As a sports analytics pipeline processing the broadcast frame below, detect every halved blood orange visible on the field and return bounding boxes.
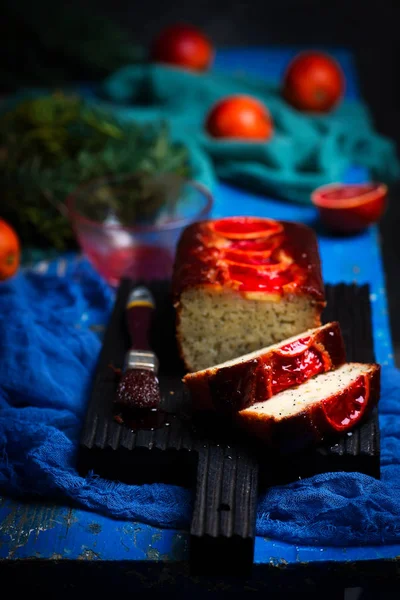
[311,182,387,233]
[322,375,368,431]
[211,217,283,240]
[313,183,385,205]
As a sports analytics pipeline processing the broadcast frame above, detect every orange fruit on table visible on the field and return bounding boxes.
[205,95,273,141]
[311,182,388,233]
[150,23,214,72]
[0,219,20,281]
[283,51,345,113]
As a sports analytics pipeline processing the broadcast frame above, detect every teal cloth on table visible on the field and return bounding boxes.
[95,64,400,203]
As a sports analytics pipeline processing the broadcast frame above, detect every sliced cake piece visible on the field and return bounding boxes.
[236,362,380,451]
[172,216,326,372]
[183,321,346,413]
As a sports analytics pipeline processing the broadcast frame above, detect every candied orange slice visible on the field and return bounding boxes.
[210,217,283,240]
[322,375,369,431]
[275,336,312,357]
[223,249,293,271]
[228,235,284,253]
[227,262,294,292]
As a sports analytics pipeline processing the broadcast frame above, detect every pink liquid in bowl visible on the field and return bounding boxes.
[82,242,175,287]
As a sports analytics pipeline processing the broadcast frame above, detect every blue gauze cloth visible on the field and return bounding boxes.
[1,260,400,546]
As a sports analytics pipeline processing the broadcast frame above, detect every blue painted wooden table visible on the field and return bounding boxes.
[1,48,399,592]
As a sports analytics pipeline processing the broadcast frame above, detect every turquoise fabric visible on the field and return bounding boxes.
[96,64,400,203]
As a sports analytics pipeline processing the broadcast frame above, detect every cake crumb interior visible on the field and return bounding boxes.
[179,287,321,371]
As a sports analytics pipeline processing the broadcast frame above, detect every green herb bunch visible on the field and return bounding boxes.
[0,93,191,249]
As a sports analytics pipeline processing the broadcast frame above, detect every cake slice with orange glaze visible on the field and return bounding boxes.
[236,362,380,451]
[183,321,346,412]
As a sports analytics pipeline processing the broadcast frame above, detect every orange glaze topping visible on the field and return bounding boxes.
[172,216,325,301]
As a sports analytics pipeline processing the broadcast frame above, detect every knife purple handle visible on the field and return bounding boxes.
[126,286,155,352]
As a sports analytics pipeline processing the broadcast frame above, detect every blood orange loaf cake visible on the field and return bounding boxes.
[236,362,380,451]
[172,216,326,372]
[183,321,346,412]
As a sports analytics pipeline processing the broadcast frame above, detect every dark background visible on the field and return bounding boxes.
[4,0,400,363]
[100,0,400,363]
[2,3,400,595]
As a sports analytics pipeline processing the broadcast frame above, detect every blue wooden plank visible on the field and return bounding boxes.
[0,46,397,569]
[0,497,188,561]
[213,46,359,100]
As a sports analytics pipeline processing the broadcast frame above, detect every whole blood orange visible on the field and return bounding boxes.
[205,95,273,140]
[283,51,345,113]
[0,219,20,281]
[150,24,214,72]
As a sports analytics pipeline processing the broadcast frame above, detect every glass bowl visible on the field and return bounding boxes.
[66,173,213,286]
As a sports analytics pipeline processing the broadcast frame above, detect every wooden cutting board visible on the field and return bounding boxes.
[78,280,379,576]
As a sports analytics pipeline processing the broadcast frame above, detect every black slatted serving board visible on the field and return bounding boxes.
[78,281,380,576]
